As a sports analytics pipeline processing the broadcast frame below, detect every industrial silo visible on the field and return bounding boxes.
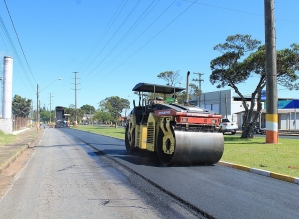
[3,56,13,119]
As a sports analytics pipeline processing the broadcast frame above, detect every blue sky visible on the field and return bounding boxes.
[1,0,299,114]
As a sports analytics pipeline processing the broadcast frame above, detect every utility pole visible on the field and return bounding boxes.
[193,72,204,107]
[49,93,53,123]
[36,84,39,130]
[225,93,228,119]
[72,72,80,122]
[264,0,278,143]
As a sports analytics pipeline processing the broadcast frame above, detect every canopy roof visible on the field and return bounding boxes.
[132,83,185,94]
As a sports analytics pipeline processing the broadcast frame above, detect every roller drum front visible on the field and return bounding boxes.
[157,131,224,165]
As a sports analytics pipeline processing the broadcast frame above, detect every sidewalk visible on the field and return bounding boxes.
[0,128,41,174]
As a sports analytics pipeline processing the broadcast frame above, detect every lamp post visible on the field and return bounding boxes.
[36,78,61,130]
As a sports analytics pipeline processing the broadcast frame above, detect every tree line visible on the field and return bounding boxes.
[10,34,299,138]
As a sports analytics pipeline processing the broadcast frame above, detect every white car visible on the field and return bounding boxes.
[219,118,238,135]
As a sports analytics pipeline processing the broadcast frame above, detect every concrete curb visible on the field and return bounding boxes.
[12,128,31,135]
[0,128,41,175]
[218,161,299,185]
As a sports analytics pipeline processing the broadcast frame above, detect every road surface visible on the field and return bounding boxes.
[0,128,199,219]
[1,128,298,218]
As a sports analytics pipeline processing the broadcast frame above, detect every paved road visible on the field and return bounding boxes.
[0,129,198,219]
[60,128,299,219]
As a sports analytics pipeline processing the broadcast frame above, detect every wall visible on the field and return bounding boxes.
[201,89,233,119]
[279,110,299,130]
[193,89,266,130]
[0,118,12,134]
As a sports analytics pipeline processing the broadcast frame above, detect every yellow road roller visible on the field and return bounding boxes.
[125,82,224,165]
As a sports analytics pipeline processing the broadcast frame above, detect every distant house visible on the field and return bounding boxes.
[82,114,93,124]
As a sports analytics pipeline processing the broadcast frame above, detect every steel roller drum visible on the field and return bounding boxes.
[169,131,224,165]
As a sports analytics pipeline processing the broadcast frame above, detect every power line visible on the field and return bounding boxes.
[54,1,130,100]
[81,0,159,83]
[0,15,35,92]
[76,0,129,73]
[182,0,299,24]
[3,0,37,84]
[88,0,197,87]
[81,0,190,89]
[81,0,142,81]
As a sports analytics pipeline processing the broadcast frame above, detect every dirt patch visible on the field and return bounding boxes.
[0,128,42,197]
[288,166,299,169]
[0,148,34,196]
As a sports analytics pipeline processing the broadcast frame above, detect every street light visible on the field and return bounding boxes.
[36,78,61,128]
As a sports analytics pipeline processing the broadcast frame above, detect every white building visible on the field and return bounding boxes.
[191,89,299,131]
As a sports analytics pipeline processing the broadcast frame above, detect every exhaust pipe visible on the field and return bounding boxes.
[185,71,190,105]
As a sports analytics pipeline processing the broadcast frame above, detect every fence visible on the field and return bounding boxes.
[12,116,30,131]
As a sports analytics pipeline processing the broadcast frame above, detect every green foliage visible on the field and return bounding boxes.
[157,70,182,86]
[210,34,299,138]
[156,71,199,104]
[40,109,50,122]
[80,104,96,114]
[64,107,85,123]
[189,83,201,99]
[99,96,130,124]
[176,91,187,104]
[12,95,32,118]
[93,109,112,124]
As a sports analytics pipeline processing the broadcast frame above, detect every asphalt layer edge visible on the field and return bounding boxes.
[89,131,299,186]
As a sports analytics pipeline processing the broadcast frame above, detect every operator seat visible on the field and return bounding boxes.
[152,97,164,105]
[148,97,164,112]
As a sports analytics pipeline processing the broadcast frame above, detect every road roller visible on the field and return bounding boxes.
[125,81,224,165]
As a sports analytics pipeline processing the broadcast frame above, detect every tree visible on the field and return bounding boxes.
[210,34,299,138]
[156,70,201,105]
[93,109,112,124]
[12,95,32,118]
[157,70,182,86]
[99,96,130,128]
[80,104,96,114]
[40,109,50,123]
[189,83,201,105]
[64,107,85,124]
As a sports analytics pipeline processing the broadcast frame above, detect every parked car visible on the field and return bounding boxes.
[219,118,238,135]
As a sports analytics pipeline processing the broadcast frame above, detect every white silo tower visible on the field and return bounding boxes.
[3,56,13,119]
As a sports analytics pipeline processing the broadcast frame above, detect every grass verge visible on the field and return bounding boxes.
[0,131,18,147]
[75,125,126,139]
[75,125,299,178]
